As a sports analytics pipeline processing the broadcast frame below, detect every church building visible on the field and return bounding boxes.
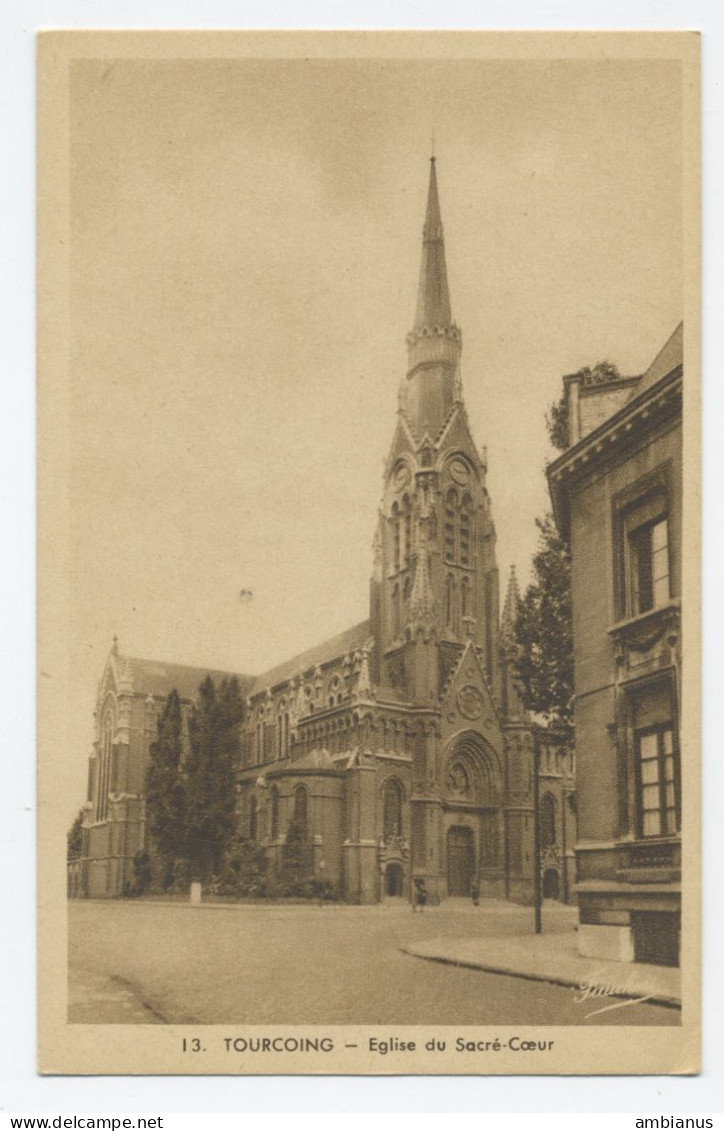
[76,159,575,905]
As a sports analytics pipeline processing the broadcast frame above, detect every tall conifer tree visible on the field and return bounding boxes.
[145,689,187,864]
[186,676,243,878]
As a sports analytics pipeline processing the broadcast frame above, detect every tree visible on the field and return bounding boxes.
[513,513,574,732]
[146,689,187,866]
[281,818,314,891]
[186,676,244,880]
[67,808,85,859]
[546,360,622,452]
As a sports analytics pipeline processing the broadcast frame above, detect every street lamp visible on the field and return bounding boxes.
[532,728,542,935]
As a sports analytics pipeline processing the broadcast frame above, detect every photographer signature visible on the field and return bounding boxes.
[573,979,652,1019]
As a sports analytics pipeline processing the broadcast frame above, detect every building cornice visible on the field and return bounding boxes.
[547,367,682,535]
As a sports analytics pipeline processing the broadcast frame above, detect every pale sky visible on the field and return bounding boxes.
[67,56,682,814]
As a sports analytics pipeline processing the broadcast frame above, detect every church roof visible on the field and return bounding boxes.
[248,619,371,697]
[123,655,254,702]
[288,747,338,772]
[414,157,453,330]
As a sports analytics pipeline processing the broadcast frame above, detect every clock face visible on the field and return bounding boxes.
[392,463,411,491]
[450,458,470,486]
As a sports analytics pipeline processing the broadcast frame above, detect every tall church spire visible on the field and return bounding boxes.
[414,157,452,330]
[404,158,462,436]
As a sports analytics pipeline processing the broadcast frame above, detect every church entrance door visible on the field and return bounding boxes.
[447,826,475,896]
[385,862,404,897]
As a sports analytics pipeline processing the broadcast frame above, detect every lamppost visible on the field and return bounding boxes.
[532,728,542,935]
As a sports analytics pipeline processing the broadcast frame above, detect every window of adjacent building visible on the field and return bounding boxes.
[619,485,672,619]
[630,517,670,614]
[636,724,679,838]
[383,779,403,841]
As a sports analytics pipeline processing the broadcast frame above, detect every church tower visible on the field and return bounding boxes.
[371,157,501,706]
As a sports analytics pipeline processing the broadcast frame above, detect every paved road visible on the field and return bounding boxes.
[68,899,679,1026]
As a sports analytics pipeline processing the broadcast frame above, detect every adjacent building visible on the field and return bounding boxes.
[548,324,683,965]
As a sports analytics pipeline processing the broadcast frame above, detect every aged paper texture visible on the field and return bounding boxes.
[38,30,700,1075]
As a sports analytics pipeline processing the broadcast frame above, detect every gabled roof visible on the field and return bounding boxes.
[248,619,371,698]
[123,655,253,702]
[288,747,337,772]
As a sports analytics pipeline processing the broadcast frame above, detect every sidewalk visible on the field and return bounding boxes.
[403,927,681,1011]
[68,967,167,1024]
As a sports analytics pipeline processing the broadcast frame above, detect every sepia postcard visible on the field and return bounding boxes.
[37,30,700,1076]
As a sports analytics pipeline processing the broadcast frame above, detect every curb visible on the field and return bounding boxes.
[400,947,682,1011]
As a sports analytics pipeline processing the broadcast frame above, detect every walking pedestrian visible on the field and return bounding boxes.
[413,877,427,912]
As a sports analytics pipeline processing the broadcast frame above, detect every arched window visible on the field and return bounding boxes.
[392,583,400,637]
[249,794,258,842]
[383,779,403,841]
[402,495,412,568]
[97,702,115,821]
[461,576,471,619]
[459,493,473,567]
[446,574,456,628]
[270,785,280,839]
[444,488,457,564]
[403,575,412,614]
[540,793,556,850]
[444,482,475,568]
[276,702,290,759]
[256,713,265,763]
[391,502,400,572]
[293,784,309,841]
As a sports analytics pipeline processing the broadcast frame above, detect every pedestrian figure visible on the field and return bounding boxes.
[413,877,427,912]
[470,879,480,907]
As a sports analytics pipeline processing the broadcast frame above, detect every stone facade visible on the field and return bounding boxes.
[548,323,682,964]
[75,159,576,905]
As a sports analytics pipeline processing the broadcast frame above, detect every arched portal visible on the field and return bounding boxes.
[543,868,560,900]
[385,862,404,897]
[442,731,504,900]
[447,826,475,896]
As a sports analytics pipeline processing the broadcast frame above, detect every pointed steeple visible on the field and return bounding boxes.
[500,565,521,648]
[414,158,452,330]
[404,158,462,435]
